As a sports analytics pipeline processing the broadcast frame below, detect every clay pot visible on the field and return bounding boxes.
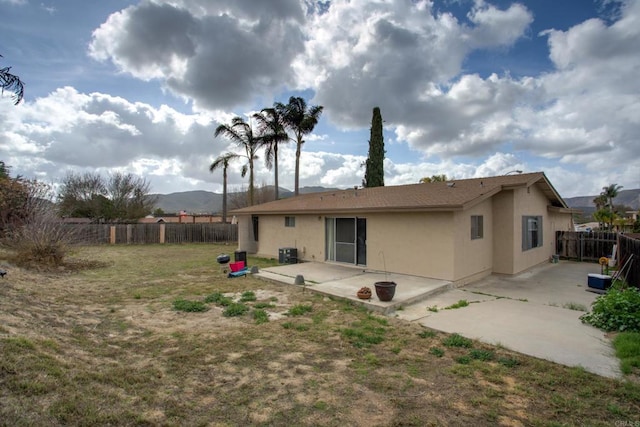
[374,281,397,302]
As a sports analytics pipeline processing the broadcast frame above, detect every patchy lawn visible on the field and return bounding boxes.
[1,244,639,426]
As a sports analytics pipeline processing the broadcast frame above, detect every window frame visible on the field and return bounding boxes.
[522,215,543,251]
[471,215,483,240]
[284,216,296,228]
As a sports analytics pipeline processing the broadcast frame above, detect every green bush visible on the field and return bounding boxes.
[580,287,640,332]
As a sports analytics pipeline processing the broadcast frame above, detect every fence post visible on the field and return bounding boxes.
[110,226,116,244]
[160,223,165,244]
[126,224,132,244]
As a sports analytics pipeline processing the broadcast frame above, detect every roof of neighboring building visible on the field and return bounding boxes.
[231,172,570,215]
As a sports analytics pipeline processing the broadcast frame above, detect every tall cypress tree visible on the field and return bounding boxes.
[363,106,385,187]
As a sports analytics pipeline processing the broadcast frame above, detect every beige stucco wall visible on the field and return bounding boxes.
[254,214,326,262]
[365,212,455,280]
[452,198,494,284]
[492,190,516,274]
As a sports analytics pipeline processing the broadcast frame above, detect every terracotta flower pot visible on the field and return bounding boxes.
[374,281,397,302]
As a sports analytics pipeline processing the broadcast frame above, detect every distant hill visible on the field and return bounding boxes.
[564,188,640,212]
[150,186,339,214]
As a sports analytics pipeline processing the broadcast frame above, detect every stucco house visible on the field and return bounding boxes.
[231,172,575,285]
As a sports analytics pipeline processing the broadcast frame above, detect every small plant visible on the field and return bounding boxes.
[580,287,640,332]
[429,347,444,357]
[445,300,469,310]
[563,302,587,312]
[223,303,249,317]
[442,333,473,348]
[456,355,471,364]
[469,348,495,361]
[282,322,310,331]
[133,293,141,299]
[418,330,436,339]
[173,299,208,313]
[239,291,257,302]
[204,292,225,304]
[253,309,269,324]
[287,304,313,316]
[498,357,520,368]
[253,302,275,309]
[427,306,439,313]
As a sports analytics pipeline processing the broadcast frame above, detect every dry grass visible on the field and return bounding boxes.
[1,244,639,426]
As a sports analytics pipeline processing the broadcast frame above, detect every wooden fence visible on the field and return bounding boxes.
[68,223,237,245]
[555,231,617,262]
[618,233,640,289]
[556,231,639,288]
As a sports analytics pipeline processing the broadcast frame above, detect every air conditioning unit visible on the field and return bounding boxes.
[278,247,298,264]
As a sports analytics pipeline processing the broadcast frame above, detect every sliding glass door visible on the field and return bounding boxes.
[325,217,366,265]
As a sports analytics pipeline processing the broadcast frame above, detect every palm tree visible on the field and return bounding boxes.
[593,194,608,210]
[275,97,323,196]
[1,55,24,105]
[214,117,261,206]
[601,184,623,211]
[253,107,289,200]
[209,152,242,223]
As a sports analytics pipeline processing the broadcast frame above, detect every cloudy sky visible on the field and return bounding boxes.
[1,0,639,199]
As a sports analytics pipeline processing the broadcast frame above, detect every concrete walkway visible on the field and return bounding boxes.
[256,261,620,378]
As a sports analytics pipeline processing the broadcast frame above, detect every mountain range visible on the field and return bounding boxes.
[151,186,640,215]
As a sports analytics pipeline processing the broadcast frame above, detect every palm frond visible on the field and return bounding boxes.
[0,65,25,105]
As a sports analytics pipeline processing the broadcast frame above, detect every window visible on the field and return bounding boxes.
[471,215,483,240]
[285,216,296,227]
[252,215,259,241]
[522,216,543,251]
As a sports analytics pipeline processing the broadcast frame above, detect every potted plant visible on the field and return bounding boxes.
[374,281,397,301]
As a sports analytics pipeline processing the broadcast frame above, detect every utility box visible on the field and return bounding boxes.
[279,247,298,264]
[587,273,612,290]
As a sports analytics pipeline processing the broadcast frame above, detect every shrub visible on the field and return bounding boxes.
[1,204,78,267]
[580,287,640,332]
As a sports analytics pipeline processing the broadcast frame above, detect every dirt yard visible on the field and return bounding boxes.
[1,244,638,426]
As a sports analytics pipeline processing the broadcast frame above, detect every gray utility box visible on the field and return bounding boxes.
[279,247,298,264]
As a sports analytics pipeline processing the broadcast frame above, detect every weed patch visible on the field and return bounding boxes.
[429,347,444,357]
[442,333,473,348]
[239,291,257,302]
[253,309,269,324]
[223,303,249,317]
[286,304,313,316]
[469,348,495,361]
[445,300,469,310]
[173,299,208,313]
[563,302,587,312]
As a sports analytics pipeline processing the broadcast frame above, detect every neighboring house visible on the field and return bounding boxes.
[138,214,223,224]
[231,172,575,285]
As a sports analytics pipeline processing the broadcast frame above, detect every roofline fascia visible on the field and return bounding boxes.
[230,205,465,216]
